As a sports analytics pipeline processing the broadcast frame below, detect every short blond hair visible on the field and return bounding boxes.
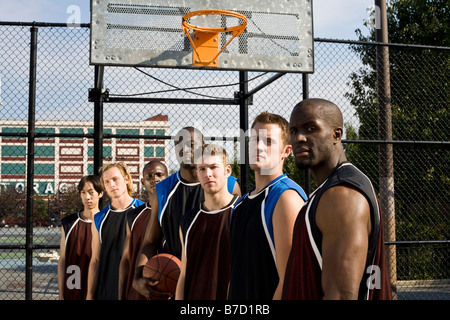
[99,162,134,196]
[196,144,229,166]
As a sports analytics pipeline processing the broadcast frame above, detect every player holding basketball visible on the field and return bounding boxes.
[176,144,239,300]
[228,112,307,300]
[58,175,103,300]
[86,162,144,300]
[282,98,391,300]
[133,127,240,299]
[118,160,168,300]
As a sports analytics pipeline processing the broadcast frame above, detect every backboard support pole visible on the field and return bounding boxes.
[92,65,105,179]
[238,71,249,194]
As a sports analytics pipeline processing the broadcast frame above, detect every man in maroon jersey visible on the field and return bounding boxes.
[58,175,103,300]
[176,144,238,300]
[283,98,391,300]
[118,161,168,300]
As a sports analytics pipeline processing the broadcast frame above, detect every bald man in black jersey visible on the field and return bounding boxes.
[283,98,392,300]
[133,127,240,299]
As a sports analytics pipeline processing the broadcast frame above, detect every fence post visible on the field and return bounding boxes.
[302,73,311,195]
[375,0,397,299]
[92,66,105,179]
[25,25,38,300]
[238,71,249,194]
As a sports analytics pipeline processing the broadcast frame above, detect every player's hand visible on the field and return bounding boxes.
[132,276,172,300]
[147,279,173,300]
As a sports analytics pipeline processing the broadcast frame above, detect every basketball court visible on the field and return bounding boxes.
[0,1,448,301]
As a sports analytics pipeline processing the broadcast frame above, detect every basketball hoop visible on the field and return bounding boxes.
[182,9,247,67]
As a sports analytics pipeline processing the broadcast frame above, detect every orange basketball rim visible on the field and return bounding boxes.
[182,9,248,67]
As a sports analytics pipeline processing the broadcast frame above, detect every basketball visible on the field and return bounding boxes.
[142,253,181,295]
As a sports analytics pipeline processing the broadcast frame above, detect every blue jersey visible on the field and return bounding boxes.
[229,174,307,299]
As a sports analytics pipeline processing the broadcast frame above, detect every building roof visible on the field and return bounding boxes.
[145,114,168,121]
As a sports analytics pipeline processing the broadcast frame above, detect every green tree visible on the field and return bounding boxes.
[33,195,49,225]
[346,0,449,279]
[0,186,26,223]
[346,0,449,201]
[283,154,310,191]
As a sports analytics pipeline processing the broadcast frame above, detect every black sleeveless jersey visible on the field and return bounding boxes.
[93,198,144,300]
[156,172,204,259]
[228,174,307,300]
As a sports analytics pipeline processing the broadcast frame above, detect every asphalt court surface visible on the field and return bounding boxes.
[0,228,449,300]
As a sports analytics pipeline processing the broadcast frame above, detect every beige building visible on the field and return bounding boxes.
[0,114,170,195]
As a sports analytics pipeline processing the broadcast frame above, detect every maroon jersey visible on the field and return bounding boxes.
[124,203,152,300]
[61,212,93,300]
[180,195,239,300]
[282,162,392,300]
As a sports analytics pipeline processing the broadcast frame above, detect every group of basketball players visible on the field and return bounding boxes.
[58,98,392,300]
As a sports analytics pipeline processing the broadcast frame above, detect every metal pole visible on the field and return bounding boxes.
[93,66,104,177]
[375,0,397,299]
[25,25,38,300]
[244,72,286,99]
[302,73,311,195]
[239,71,249,194]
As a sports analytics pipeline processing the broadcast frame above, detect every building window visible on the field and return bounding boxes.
[155,146,165,158]
[35,146,55,158]
[144,147,154,157]
[1,163,26,175]
[116,128,139,140]
[60,128,84,139]
[1,145,26,157]
[144,129,165,137]
[1,127,26,134]
[87,128,112,135]
[144,129,154,136]
[35,128,55,139]
[34,163,54,175]
[88,146,112,158]
[144,146,164,158]
[88,163,94,175]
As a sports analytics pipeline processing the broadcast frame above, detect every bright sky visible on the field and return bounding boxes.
[0,0,375,40]
[0,0,378,163]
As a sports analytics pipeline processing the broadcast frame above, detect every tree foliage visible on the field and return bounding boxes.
[346,0,450,279]
[346,0,449,202]
[345,0,449,279]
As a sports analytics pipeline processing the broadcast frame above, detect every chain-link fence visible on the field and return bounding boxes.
[0,22,448,300]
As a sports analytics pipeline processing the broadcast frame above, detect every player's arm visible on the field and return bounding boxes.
[316,185,371,300]
[86,221,101,300]
[175,226,187,300]
[57,226,66,300]
[272,189,304,300]
[132,190,170,299]
[118,222,132,299]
